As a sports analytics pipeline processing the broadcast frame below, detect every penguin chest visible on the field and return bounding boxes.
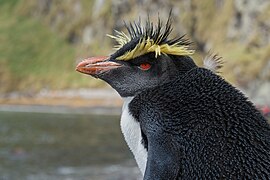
[120,97,147,175]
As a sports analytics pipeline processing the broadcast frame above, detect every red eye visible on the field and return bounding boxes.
[139,63,151,70]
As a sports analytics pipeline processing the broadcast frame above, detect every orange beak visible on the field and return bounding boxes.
[75,56,122,76]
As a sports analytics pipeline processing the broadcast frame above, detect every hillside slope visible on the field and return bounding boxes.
[0,0,101,94]
[0,0,269,103]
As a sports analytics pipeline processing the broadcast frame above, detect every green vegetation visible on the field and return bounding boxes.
[0,0,100,93]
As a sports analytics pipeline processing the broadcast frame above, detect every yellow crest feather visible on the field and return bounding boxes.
[108,16,195,61]
[108,35,194,61]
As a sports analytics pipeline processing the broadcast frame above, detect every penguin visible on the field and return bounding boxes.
[76,15,270,179]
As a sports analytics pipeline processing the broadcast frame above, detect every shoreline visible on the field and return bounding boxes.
[0,88,123,115]
[0,104,122,115]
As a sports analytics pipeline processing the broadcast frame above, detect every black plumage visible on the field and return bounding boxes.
[129,67,270,179]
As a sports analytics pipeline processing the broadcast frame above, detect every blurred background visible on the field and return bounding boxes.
[0,0,269,179]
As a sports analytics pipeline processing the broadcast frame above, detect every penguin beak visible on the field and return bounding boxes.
[76,56,122,76]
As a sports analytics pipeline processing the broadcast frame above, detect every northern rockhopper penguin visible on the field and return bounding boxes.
[76,15,270,179]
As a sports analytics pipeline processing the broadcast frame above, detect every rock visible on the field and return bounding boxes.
[227,0,270,45]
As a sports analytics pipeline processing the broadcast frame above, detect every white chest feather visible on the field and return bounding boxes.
[120,97,147,175]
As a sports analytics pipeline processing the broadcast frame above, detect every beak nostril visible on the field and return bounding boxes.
[85,64,93,68]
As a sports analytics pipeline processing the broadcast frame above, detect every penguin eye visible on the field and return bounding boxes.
[139,63,151,71]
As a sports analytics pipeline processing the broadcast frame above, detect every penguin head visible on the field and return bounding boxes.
[76,16,197,97]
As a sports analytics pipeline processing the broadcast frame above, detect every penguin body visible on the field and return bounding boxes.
[128,67,270,179]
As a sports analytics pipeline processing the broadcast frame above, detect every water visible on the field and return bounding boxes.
[0,111,141,180]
